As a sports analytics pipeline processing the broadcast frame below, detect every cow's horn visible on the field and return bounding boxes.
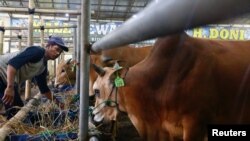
[66,58,72,64]
[92,64,105,76]
[101,55,113,63]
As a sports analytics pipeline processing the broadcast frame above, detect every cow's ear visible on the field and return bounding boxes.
[110,68,125,87]
[92,64,106,76]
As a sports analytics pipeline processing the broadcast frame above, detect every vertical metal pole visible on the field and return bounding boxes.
[40,19,45,47]
[79,0,90,140]
[9,17,12,53]
[60,52,64,62]
[17,32,22,50]
[17,32,22,94]
[73,27,77,60]
[25,0,35,100]
[76,15,81,94]
[54,59,57,81]
[0,21,4,55]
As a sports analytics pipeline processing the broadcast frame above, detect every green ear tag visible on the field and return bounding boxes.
[114,76,125,87]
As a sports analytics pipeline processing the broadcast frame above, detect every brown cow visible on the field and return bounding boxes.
[92,32,250,141]
[54,59,76,87]
[54,45,152,95]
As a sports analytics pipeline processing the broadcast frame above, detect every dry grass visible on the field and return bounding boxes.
[1,88,81,137]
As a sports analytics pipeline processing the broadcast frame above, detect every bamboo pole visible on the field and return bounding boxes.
[0,21,4,55]
[25,0,35,101]
[0,7,81,15]
[0,93,42,141]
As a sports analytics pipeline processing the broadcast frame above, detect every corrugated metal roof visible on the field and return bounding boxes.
[0,0,152,21]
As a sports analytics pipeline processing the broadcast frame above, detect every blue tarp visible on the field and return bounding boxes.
[7,132,78,141]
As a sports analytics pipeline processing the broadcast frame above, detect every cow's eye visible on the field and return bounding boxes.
[61,69,65,72]
[94,89,100,97]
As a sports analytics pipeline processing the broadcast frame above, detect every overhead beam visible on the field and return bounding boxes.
[91,3,145,8]
[110,0,118,20]
[3,25,77,30]
[96,0,103,22]
[0,7,81,15]
[51,0,54,8]
[124,0,136,21]
[5,38,73,41]
[4,35,74,38]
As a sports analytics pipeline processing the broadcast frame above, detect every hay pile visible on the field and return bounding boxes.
[0,90,84,140]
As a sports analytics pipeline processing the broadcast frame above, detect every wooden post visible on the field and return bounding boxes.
[25,0,35,101]
[0,21,4,55]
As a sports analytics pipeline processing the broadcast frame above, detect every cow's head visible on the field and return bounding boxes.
[54,58,77,87]
[91,63,124,123]
[89,55,124,96]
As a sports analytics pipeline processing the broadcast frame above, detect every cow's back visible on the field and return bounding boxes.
[101,45,152,67]
[204,39,250,123]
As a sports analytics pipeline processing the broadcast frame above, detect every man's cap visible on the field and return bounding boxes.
[48,36,69,52]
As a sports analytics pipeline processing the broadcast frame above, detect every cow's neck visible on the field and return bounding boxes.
[117,32,198,122]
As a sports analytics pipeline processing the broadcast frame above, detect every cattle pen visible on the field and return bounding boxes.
[1,0,250,141]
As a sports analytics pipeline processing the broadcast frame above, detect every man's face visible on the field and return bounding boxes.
[47,44,63,60]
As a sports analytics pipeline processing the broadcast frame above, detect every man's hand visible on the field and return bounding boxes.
[2,87,15,105]
[4,65,17,105]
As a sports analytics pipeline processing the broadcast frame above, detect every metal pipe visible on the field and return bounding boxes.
[4,25,77,30]
[4,39,74,43]
[73,27,77,60]
[4,35,74,38]
[0,7,81,15]
[17,32,22,50]
[8,17,13,53]
[76,15,81,95]
[40,19,45,47]
[92,0,250,52]
[79,0,90,140]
